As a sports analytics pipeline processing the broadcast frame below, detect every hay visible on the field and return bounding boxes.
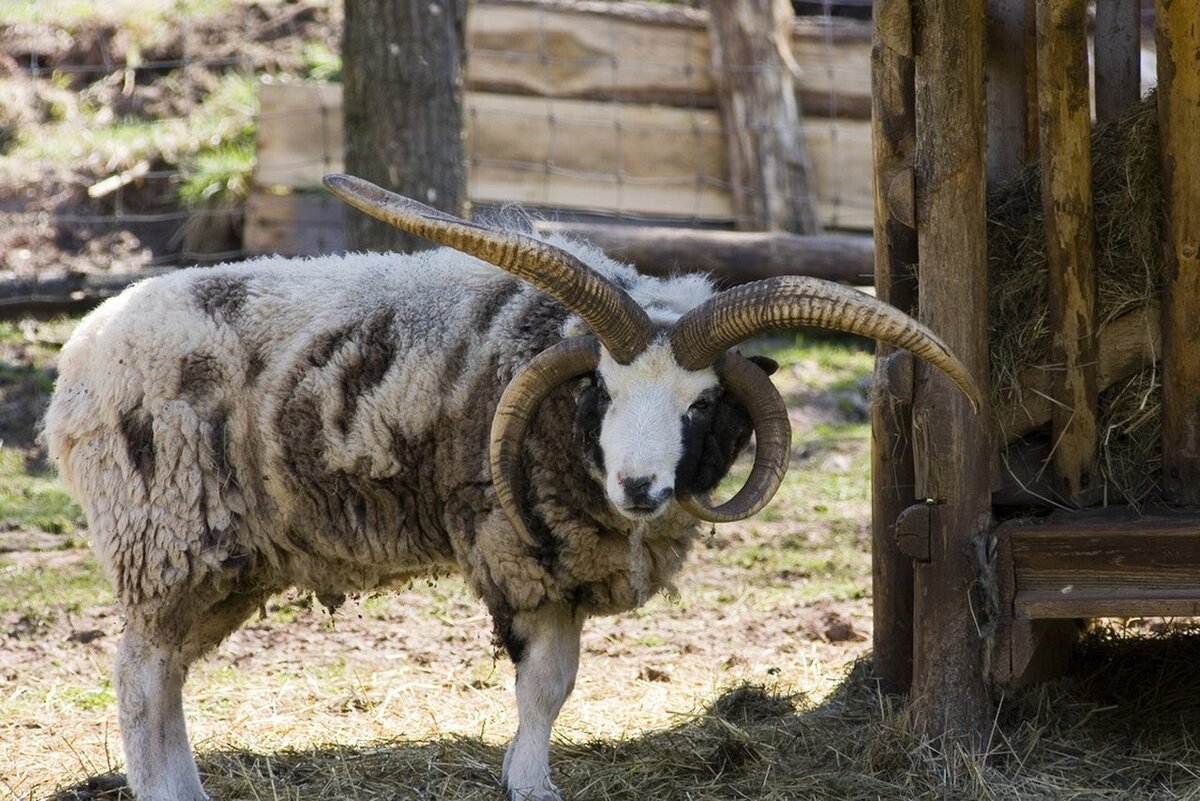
[51,644,1200,800]
[987,93,1164,505]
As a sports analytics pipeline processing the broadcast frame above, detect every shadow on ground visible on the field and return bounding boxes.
[49,633,1200,801]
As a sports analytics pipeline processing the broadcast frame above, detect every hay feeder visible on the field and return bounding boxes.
[869,0,1200,738]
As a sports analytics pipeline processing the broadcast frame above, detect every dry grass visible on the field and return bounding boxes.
[987,93,1163,505]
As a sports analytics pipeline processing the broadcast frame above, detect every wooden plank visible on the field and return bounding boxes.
[243,189,345,256]
[1003,510,1200,618]
[253,84,875,227]
[910,0,992,739]
[467,0,873,118]
[994,303,1160,444]
[1156,1,1200,505]
[254,81,343,190]
[869,0,918,696]
[1036,0,1099,504]
[1094,0,1142,125]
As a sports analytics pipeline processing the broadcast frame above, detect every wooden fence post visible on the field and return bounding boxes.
[707,0,821,233]
[1037,0,1099,505]
[869,0,918,696]
[1157,0,1200,505]
[911,0,993,740]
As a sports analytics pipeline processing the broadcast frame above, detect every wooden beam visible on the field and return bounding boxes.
[869,0,918,696]
[999,509,1200,619]
[1094,0,1142,125]
[706,0,820,233]
[536,223,873,285]
[1036,0,1099,504]
[1156,0,1200,505]
[911,0,992,740]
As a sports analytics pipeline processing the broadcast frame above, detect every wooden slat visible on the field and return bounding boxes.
[1004,510,1200,619]
[910,0,992,739]
[869,0,918,696]
[1094,0,1142,125]
[1156,1,1200,505]
[253,83,875,227]
[1036,0,1099,504]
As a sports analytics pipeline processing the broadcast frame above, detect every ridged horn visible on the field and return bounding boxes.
[489,337,602,545]
[323,174,653,364]
[676,352,792,522]
[670,275,982,411]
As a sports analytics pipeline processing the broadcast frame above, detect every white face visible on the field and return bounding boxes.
[595,343,719,519]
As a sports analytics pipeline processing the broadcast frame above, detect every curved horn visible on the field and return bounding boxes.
[677,352,793,522]
[490,337,602,545]
[670,276,982,411]
[323,174,653,364]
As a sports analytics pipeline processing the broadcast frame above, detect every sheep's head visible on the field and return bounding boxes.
[324,175,982,538]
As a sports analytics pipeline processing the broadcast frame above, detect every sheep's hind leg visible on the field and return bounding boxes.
[502,604,584,801]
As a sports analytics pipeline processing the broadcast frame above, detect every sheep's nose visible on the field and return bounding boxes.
[620,475,671,508]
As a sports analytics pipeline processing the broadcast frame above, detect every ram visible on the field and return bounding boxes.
[43,174,980,801]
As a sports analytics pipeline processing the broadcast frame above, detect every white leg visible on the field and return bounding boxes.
[502,604,584,801]
[115,628,208,801]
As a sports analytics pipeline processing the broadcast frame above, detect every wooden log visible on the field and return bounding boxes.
[868,0,918,696]
[536,223,873,285]
[994,303,1160,444]
[910,0,992,740]
[706,0,820,233]
[1094,0,1142,125]
[0,269,174,318]
[1037,0,1099,504]
[1156,0,1200,505]
[1000,508,1200,619]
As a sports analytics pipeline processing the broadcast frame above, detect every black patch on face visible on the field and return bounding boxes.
[336,308,398,434]
[573,375,609,475]
[179,351,223,400]
[119,405,155,484]
[674,356,777,495]
[193,275,249,321]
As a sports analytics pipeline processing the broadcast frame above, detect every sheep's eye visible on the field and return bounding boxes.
[689,397,712,414]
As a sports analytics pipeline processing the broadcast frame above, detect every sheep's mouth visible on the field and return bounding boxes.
[617,501,669,520]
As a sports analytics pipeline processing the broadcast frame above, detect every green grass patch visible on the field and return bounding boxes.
[0,553,111,618]
[0,446,84,537]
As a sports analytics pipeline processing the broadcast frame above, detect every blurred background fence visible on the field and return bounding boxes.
[0,0,1162,313]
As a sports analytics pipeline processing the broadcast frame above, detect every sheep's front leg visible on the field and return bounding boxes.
[115,627,207,801]
[502,604,584,801]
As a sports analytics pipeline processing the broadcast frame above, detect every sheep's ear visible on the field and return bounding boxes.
[746,355,779,376]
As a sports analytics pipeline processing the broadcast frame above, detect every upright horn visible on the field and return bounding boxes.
[323,174,654,364]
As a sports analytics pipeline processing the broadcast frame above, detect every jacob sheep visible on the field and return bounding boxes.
[43,174,980,801]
